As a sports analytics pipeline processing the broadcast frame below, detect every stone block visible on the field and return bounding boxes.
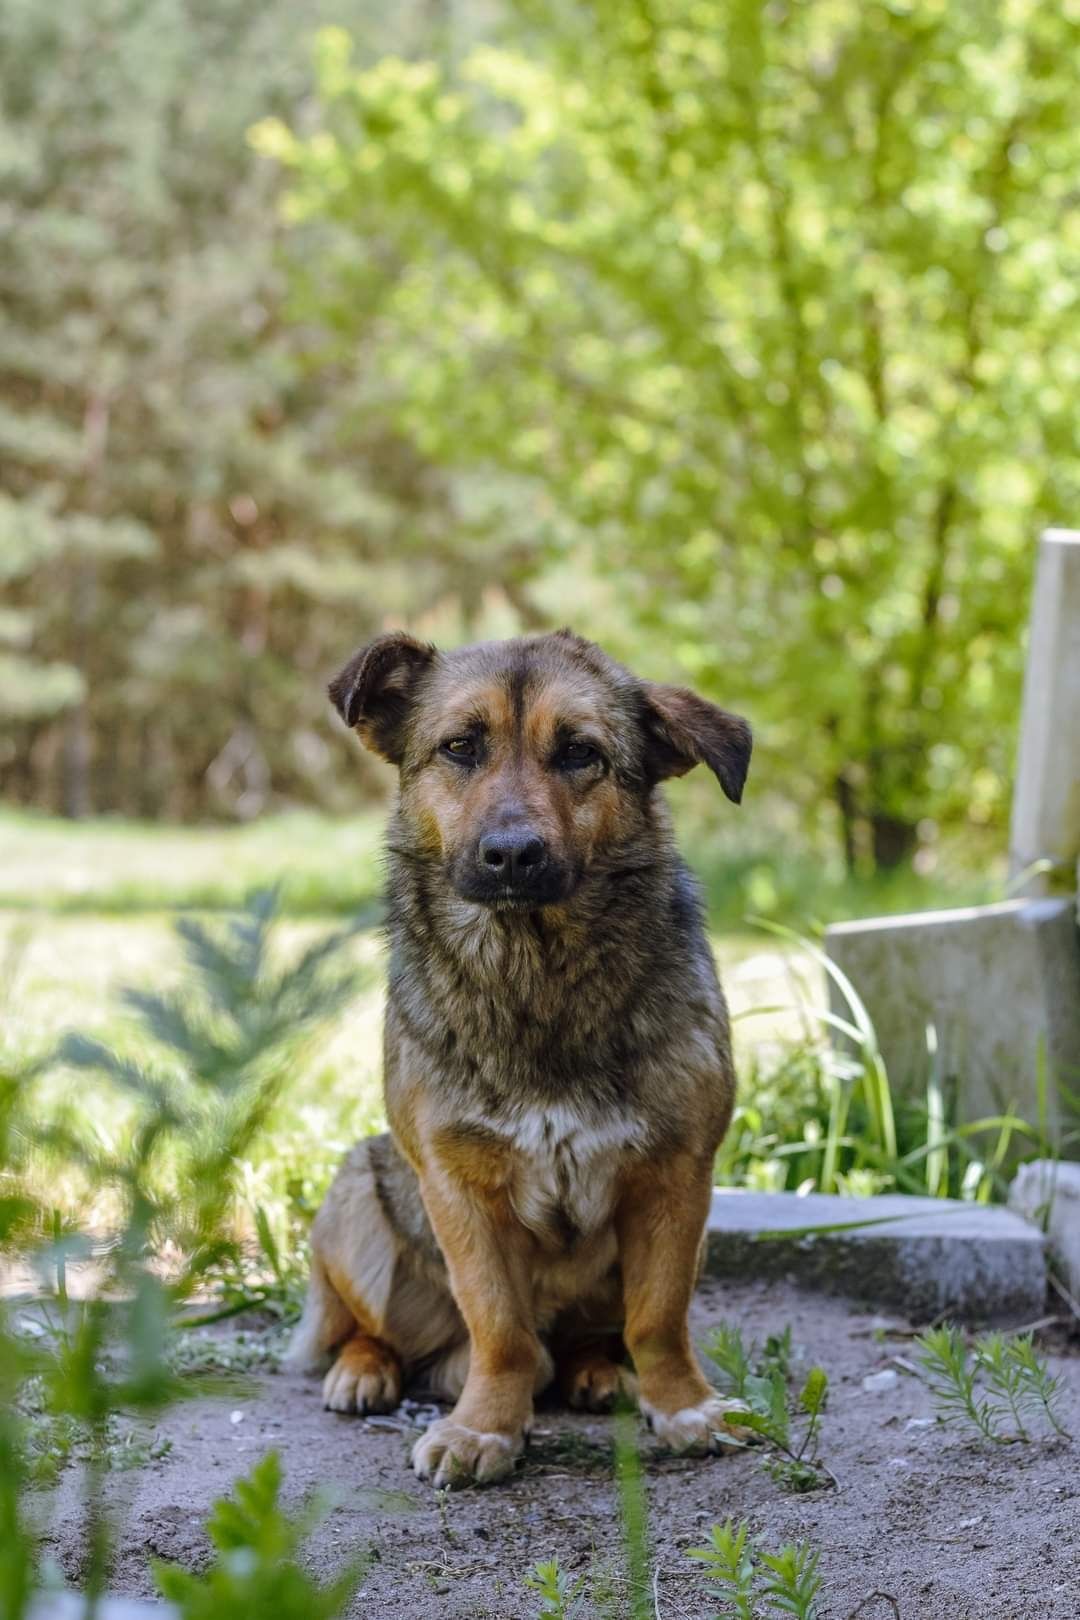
[825,897,1080,1138]
[705,1189,1046,1322]
[1009,529,1080,890]
[1009,1158,1080,1303]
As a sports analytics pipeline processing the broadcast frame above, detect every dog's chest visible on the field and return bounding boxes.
[489,1103,646,1245]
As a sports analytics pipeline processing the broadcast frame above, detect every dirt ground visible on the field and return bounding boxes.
[34,1279,1080,1620]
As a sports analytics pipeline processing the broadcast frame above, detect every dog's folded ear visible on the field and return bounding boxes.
[328,632,436,763]
[642,683,752,804]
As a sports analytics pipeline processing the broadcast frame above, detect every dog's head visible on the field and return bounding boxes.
[329,630,751,908]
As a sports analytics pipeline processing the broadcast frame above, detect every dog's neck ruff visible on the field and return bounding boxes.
[385,846,710,1108]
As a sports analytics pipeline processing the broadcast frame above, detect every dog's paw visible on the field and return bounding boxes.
[564,1356,638,1414]
[322,1336,402,1415]
[641,1393,755,1455]
[411,1418,522,1488]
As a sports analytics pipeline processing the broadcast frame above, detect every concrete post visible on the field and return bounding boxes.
[1009,529,1080,892]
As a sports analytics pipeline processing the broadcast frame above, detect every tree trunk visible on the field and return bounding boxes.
[869,811,918,870]
[833,770,859,875]
[61,702,91,819]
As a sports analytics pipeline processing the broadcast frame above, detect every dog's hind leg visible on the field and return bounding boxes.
[292,1134,465,1414]
[322,1330,403,1415]
[283,1252,355,1374]
[556,1335,637,1413]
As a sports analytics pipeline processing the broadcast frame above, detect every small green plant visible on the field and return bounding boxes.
[707,1322,832,1491]
[154,1451,362,1618]
[689,1519,823,1620]
[523,1559,587,1620]
[614,1402,653,1620]
[688,1520,757,1619]
[0,894,360,1618]
[915,1325,1069,1442]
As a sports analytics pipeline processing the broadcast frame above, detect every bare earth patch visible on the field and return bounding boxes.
[35,1279,1079,1620]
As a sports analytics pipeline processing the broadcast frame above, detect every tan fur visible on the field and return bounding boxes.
[297,631,753,1486]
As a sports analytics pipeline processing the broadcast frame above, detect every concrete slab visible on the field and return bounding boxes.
[1009,1159,1080,1303]
[825,896,1080,1134]
[705,1188,1047,1322]
[1009,529,1080,891]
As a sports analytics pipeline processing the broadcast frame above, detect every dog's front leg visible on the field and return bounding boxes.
[617,1152,751,1455]
[411,1166,541,1488]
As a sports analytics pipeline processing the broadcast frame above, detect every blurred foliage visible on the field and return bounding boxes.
[0,804,996,924]
[0,0,530,823]
[154,1451,364,1618]
[2,0,1069,870]
[0,894,361,1614]
[260,0,1080,867]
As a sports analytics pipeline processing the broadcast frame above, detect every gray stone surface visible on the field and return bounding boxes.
[1009,529,1080,891]
[705,1188,1047,1322]
[1009,1158,1080,1302]
[825,896,1080,1134]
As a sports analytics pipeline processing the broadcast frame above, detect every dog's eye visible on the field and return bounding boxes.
[441,736,478,765]
[558,740,600,770]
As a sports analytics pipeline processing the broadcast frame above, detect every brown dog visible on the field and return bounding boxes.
[287,629,752,1487]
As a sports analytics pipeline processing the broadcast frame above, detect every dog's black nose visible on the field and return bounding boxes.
[478,829,548,882]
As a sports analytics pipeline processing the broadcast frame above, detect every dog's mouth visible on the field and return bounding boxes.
[448,861,580,910]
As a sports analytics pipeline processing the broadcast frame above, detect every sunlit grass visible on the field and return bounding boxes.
[2,912,388,1234]
[0,805,1001,926]
[0,809,385,915]
[0,809,1021,1243]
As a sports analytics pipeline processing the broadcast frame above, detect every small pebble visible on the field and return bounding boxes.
[229,1409,245,1425]
[862,1369,899,1392]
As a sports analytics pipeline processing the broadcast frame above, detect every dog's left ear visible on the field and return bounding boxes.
[642,683,752,804]
[328,631,436,764]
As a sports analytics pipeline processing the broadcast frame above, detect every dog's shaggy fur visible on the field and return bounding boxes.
[288,629,752,1487]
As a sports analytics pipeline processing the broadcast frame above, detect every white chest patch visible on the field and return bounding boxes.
[473,1102,647,1244]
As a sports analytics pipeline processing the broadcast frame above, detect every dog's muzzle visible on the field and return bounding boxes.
[452,826,571,906]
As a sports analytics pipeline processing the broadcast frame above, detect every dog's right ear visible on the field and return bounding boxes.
[328,632,436,764]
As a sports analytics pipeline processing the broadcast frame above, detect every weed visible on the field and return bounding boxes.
[523,1559,587,1620]
[688,1519,757,1619]
[707,1322,832,1491]
[0,894,361,1617]
[688,1519,823,1619]
[914,1325,1069,1442]
[168,1326,288,1379]
[720,922,1074,1204]
[530,1428,611,1473]
[615,1403,653,1620]
[154,1451,363,1618]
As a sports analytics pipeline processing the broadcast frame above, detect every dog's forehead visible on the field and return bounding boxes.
[425,635,635,733]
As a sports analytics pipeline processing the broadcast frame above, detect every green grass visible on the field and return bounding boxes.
[0,805,1001,925]
[0,809,1046,1237]
[0,810,385,916]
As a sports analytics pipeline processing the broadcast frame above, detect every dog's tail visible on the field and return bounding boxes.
[283,1255,353,1373]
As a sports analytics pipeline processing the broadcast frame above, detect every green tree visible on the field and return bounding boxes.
[0,0,467,819]
[264,0,1080,865]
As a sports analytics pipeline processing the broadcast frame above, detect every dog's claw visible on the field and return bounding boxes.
[411,1418,522,1488]
[641,1394,756,1455]
[321,1345,401,1416]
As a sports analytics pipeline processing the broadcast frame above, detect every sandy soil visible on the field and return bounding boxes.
[34,1280,1080,1620]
